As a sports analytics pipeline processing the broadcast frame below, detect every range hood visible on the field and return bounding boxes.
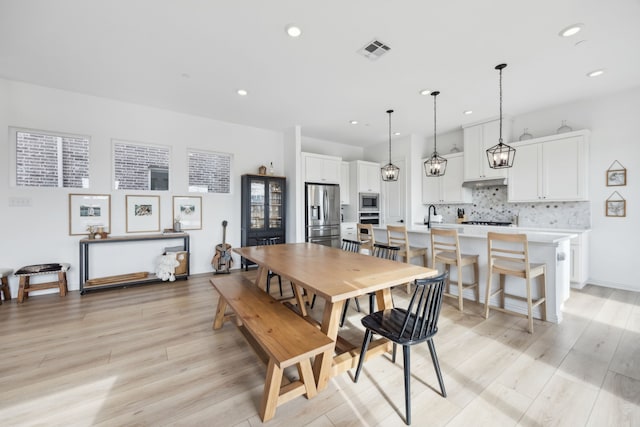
[462,177,508,188]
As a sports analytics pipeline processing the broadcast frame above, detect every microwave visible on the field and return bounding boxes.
[359,192,379,211]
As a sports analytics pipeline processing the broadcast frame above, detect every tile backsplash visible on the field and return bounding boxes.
[424,186,590,229]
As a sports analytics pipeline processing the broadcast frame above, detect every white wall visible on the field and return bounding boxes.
[0,80,285,294]
[513,86,640,291]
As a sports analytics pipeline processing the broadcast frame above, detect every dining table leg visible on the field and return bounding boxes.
[313,299,344,391]
[255,265,268,291]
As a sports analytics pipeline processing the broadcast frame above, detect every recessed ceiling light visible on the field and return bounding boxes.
[559,23,583,37]
[350,120,358,125]
[586,69,605,77]
[394,132,401,136]
[237,89,248,96]
[419,89,431,96]
[285,24,302,38]
[463,110,473,115]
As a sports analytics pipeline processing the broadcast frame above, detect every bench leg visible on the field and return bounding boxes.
[297,359,317,399]
[58,272,68,297]
[260,359,283,422]
[0,277,10,302]
[17,276,29,303]
[213,297,228,330]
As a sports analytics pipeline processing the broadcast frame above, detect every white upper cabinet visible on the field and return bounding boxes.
[353,160,380,193]
[302,152,341,184]
[508,130,590,202]
[340,161,351,204]
[422,153,472,204]
[463,118,512,181]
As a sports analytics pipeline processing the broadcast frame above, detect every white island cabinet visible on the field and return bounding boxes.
[372,224,575,324]
[508,130,589,202]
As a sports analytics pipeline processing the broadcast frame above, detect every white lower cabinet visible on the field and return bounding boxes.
[341,222,357,241]
[508,130,589,202]
[422,153,471,204]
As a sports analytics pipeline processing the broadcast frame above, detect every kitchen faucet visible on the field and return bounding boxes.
[427,204,437,229]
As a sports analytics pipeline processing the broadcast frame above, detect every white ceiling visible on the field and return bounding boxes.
[1,0,639,147]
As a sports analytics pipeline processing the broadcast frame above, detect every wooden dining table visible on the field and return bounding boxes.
[234,242,438,391]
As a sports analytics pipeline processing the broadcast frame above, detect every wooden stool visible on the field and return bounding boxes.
[15,263,70,303]
[0,268,12,304]
[387,225,429,292]
[430,228,479,312]
[484,232,546,334]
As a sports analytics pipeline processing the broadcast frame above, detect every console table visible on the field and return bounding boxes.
[79,233,190,294]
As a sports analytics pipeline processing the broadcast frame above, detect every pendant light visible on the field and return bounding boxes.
[381,109,400,182]
[424,91,447,177]
[486,63,516,169]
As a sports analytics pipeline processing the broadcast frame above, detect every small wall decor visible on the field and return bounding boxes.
[606,160,627,186]
[173,196,202,230]
[69,194,111,235]
[126,195,161,232]
[606,191,626,217]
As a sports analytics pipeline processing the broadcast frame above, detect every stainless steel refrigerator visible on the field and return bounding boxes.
[305,183,341,248]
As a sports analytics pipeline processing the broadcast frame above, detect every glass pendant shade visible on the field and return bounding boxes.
[381,109,399,182]
[486,141,516,168]
[381,162,400,181]
[486,63,516,169]
[424,91,447,177]
[424,153,447,176]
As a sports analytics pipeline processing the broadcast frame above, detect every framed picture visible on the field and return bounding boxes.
[69,194,111,235]
[126,195,160,233]
[606,169,626,186]
[606,200,626,217]
[173,196,202,230]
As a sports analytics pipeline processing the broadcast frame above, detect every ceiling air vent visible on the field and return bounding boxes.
[358,39,391,61]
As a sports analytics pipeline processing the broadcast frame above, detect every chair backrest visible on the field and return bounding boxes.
[399,272,448,343]
[257,236,280,246]
[371,243,400,261]
[357,223,375,250]
[487,232,530,278]
[386,225,409,249]
[430,228,462,266]
[341,238,362,253]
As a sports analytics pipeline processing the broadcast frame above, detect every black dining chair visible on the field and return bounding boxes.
[256,237,287,296]
[340,242,401,326]
[353,271,448,425]
[368,242,401,312]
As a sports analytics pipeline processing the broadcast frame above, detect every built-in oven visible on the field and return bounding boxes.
[359,193,379,211]
[359,212,380,225]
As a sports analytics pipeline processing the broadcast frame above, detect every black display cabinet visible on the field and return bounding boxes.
[241,174,286,269]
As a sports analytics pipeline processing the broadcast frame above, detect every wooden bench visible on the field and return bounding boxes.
[210,275,334,422]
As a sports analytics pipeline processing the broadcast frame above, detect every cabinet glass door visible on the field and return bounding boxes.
[250,179,265,230]
[268,180,283,229]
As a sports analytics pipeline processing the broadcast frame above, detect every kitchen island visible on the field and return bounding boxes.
[373,224,577,324]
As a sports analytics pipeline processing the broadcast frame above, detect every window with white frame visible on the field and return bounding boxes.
[12,128,90,188]
[188,149,232,193]
[113,140,170,190]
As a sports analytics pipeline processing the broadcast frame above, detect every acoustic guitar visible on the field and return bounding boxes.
[212,220,233,274]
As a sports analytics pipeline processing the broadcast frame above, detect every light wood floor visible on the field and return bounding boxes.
[1,271,638,426]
